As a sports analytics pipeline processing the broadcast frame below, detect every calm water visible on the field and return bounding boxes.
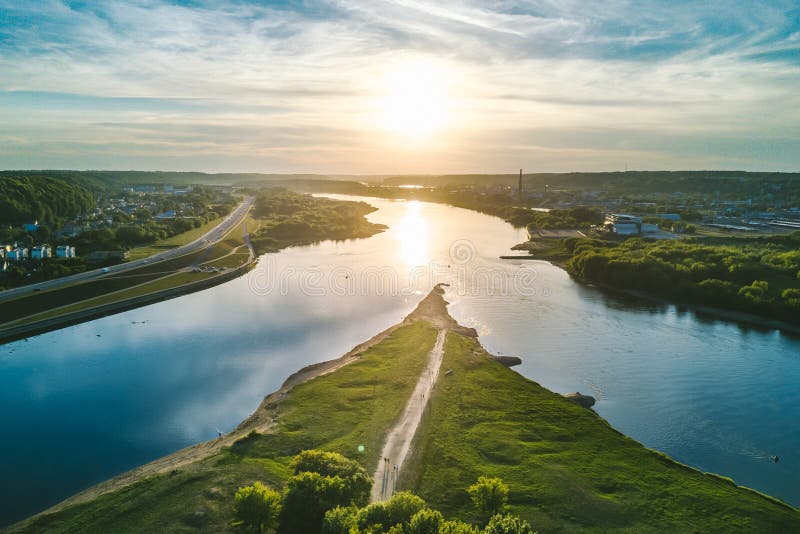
[1,197,799,525]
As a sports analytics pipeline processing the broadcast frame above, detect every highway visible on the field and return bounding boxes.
[0,197,254,303]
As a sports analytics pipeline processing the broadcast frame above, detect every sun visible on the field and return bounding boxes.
[378,60,450,140]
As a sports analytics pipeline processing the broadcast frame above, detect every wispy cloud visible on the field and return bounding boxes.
[0,0,798,172]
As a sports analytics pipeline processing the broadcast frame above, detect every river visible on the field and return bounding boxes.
[1,196,798,526]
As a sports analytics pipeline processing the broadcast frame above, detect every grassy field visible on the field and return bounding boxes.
[9,310,800,533]
[126,217,228,261]
[3,271,221,325]
[400,331,800,533]
[0,215,251,328]
[8,322,438,533]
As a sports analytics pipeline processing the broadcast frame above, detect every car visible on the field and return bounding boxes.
[102,267,110,273]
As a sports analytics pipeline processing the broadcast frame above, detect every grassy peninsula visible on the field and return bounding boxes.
[8,289,798,533]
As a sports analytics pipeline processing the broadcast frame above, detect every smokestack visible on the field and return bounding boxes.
[518,169,523,197]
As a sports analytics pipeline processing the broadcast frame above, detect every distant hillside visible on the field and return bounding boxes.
[0,175,95,225]
[383,170,800,195]
[0,170,371,191]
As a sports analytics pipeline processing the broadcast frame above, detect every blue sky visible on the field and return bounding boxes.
[0,0,798,173]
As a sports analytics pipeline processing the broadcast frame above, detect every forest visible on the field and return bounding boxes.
[564,233,800,323]
[249,189,387,254]
[0,175,95,225]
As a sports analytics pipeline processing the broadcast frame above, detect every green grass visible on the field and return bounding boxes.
[6,271,221,324]
[0,219,250,327]
[9,321,799,533]
[9,322,438,533]
[126,217,228,261]
[400,331,800,533]
[202,252,250,269]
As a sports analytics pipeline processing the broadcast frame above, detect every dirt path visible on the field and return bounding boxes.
[17,285,472,525]
[370,328,447,502]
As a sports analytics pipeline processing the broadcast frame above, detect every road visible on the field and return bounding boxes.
[370,328,447,503]
[0,197,254,303]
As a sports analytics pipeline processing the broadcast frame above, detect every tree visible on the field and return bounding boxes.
[280,450,372,534]
[467,477,508,522]
[438,520,479,534]
[406,508,444,534]
[290,450,371,504]
[233,482,281,533]
[321,506,358,534]
[483,514,535,534]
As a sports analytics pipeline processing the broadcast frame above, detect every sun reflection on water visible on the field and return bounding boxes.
[395,201,429,267]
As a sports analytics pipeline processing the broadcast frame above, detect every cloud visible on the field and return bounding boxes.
[0,0,798,172]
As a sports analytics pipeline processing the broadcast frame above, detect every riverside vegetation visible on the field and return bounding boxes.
[0,189,385,333]
[7,290,798,533]
[562,233,800,325]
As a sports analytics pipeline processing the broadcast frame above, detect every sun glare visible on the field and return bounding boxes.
[379,61,451,140]
[395,201,429,266]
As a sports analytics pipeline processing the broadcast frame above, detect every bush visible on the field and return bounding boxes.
[483,514,536,534]
[280,450,372,534]
[321,506,358,534]
[233,482,281,533]
[406,508,444,534]
[467,477,508,522]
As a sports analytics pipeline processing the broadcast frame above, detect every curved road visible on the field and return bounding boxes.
[0,197,254,303]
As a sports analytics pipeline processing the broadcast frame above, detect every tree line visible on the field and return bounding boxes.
[232,449,535,534]
[564,233,800,323]
[0,175,95,225]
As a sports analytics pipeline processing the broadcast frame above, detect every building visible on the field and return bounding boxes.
[604,214,642,235]
[56,245,76,258]
[6,247,28,261]
[57,223,86,238]
[155,210,177,219]
[31,245,52,260]
[658,213,682,221]
[23,221,40,232]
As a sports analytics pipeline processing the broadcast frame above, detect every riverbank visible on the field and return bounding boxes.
[0,191,388,345]
[510,237,800,337]
[8,287,799,533]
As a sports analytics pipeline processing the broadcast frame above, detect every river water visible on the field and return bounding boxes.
[1,196,798,525]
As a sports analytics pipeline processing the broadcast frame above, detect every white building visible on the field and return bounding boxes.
[6,247,28,261]
[56,245,76,258]
[31,245,52,260]
[604,214,642,235]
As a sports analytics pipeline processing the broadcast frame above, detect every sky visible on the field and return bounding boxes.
[0,0,798,174]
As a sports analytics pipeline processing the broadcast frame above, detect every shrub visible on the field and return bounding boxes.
[483,514,536,534]
[233,482,281,533]
[467,477,508,522]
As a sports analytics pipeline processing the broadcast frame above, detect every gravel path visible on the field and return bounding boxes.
[370,328,447,502]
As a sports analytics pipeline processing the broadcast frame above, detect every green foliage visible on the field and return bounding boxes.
[483,514,535,534]
[355,492,427,531]
[250,188,386,254]
[290,450,372,504]
[438,520,480,534]
[520,207,603,231]
[233,481,281,532]
[401,331,800,532]
[281,450,372,534]
[0,175,95,225]
[407,508,444,534]
[564,233,800,323]
[322,506,359,534]
[467,477,508,523]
